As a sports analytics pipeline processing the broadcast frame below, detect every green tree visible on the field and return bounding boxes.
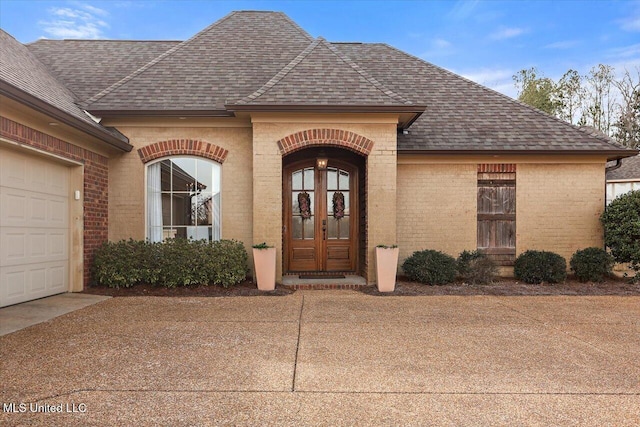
[513,67,559,115]
[556,69,583,124]
[600,190,640,281]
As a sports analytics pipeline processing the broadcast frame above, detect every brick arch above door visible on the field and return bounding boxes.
[277,129,374,156]
[137,139,229,164]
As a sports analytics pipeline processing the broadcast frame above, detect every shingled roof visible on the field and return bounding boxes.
[27,39,180,102]
[4,11,637,159]
[607,155,640,181]
[0,30,130,151]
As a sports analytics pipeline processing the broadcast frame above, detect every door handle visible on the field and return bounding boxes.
[322,219,327,240]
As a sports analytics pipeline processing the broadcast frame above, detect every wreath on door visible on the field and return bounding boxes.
[298,191,311,220]
[333,191,345,220]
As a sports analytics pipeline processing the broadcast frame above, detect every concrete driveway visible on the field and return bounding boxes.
[1,291,638,426]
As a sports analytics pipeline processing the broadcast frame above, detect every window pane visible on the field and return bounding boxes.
[195,192,212,225]
[292,170,303,190]
[173,227,188,239]
[339,170,349,190]
[196,159,214,193]
[343,191,349,215]
[170,158,197,192]
[327,168,338,190]
[160,160,172,191]
[172,193,194,226]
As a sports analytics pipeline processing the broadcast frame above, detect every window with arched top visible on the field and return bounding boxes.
[146,157,221,242]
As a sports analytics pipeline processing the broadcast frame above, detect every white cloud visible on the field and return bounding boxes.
[608,43,640,59]
[620,15,640,31]
[39,5,110,39]
[489,27,527,41]
[544,40,579,50]
[433,38,452,49]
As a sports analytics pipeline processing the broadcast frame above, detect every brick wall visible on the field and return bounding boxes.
[1,117,109,287]
[517,163,605,263]
[397,163,477,268]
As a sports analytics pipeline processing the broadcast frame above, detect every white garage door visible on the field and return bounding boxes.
[1,146,70,307]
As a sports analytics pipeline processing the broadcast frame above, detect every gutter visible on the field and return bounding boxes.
[0,81,132,152]
[605,158,623,173]
[398,148,639,161]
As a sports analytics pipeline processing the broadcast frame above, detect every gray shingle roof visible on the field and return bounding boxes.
[607,155,640,180]
[27,40,180,102]
[0,29,129,149]
[231,37,414,107]
[83,11,314,112]
[334,42,635,154]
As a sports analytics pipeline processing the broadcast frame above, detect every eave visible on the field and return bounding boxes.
[0,81,132,152]
[398,148,639,161]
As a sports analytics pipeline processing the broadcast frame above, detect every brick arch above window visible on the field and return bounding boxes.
[277,129,374,156]
[137,140,229,164]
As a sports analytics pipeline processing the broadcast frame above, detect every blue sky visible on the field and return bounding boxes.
[1,0,639,98]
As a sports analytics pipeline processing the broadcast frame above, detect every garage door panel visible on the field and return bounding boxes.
[0,262,68,307]
[1,228,69,266]
[0,150,28,189]
[1,187,68,228]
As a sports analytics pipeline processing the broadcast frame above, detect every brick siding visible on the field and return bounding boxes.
[137,139,229,164]
[277,129,374,156]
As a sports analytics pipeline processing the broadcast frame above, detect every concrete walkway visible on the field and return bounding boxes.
[0,293,110,336]
[1,291,638,426]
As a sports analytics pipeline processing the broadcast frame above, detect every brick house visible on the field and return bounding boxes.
[1,11,637,306]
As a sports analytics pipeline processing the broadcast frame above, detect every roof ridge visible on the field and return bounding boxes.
[322,39,413,105]
[277,11,314,42]
[379,43,628,149]
[234,37,413,106]
[81,11,240,108]
[233,38,322,104]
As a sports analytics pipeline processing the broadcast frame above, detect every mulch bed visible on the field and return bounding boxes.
[82,277,640,297]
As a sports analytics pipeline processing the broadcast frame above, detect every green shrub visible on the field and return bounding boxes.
[402,249,457,285]
[457,250,497,284]
[92,238,248,288]
[600,190,640,281]
[570,247,614,282]
[204,239,249,288]
[514,250,567,284]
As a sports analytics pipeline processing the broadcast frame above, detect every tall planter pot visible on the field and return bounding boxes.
[376,247,399,293]
[252,247,276,291]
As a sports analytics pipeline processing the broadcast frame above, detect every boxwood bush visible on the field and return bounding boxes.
[402,249,457,285]
[569,247,614,283]
[92,238,248,288]
[514,250,567,284]
[457,250,497,285]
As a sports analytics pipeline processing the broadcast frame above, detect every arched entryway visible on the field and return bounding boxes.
[283,147,366,275]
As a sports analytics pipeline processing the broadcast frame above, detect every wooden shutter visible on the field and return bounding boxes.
[477,166,516,265]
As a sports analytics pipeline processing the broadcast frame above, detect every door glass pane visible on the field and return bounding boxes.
[303,168,314,190]
[303,216,315,239]
[339,216,350,238]
[339,170,349,190]
[327,168,338,190]
[292,216,302,239]
[343,191,350,215]
[327,216,338,239]
[292,170,303,190]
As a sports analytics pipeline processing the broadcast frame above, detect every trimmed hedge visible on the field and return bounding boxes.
[402,249,457,285]
[92,238,248,288]
[457,250,497,284]
[514,250,567,284]
[570,247,614,283]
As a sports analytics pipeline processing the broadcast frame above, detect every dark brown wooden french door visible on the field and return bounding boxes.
[284,159,358,272]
